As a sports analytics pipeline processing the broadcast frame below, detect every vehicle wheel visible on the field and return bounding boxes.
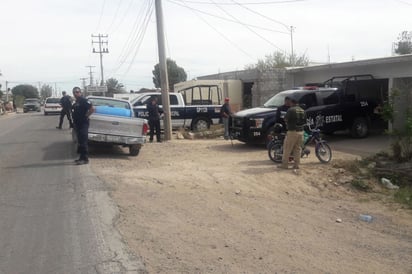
[129,145,140,156]
[265,126,275,148]
[268,141,283,163]
[192,117,210,131]
[351,117,368,138]
[315,142,332,163]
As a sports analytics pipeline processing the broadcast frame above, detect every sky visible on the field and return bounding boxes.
[0,0,411,95]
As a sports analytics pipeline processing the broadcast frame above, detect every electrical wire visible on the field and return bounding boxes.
[106,0,124,34]
[108,0,136,35]
[111,1,152,72]
[230,0,291,31]
[173,0,306,5]
[95,0,107,32]
[177,0,256,60]
[108,0,154,80]
[209,0,286,52]
[167,0,289,34]
[121,1,155,79]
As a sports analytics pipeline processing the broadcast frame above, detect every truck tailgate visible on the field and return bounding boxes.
[89,114,146,144]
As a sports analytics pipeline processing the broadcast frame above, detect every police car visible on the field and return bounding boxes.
[231,75,386,144]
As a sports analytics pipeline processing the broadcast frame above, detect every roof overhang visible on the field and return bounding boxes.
[286,54,412,73]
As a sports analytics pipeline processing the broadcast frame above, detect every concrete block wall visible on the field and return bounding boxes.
[252,69,288,106]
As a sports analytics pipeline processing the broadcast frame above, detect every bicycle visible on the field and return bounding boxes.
[267,123,332,164]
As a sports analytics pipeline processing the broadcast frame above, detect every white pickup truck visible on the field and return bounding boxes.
[131,92,222,131]
[85,96,148,156]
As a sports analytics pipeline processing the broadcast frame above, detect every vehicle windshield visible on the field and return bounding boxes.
[25,99,39,103]
[89,98,131,110]
[263,92,291,108]
[131,95,151,106]
[46,98,60,103]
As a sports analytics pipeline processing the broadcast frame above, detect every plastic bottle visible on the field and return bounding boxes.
[359,214,373,222]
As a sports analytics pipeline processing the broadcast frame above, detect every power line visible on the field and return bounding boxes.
[108,0,154,80]
[177,0,256,60]
[107,0,136,35]
[121,1,155,79]
[113,1,152,68]
[209,0,285,52]
[229,0,290,31]
[95,0,107,32]
[167,0,289,34]
[173,0,306,4]
[106,0,124,34]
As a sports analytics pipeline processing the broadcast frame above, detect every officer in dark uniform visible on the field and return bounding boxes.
[57,91,73,129]
[275,96,291,130]
[147,96,162,143]
[72,87,94,165]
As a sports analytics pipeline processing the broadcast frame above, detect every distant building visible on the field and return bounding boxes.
[198,54,412,132]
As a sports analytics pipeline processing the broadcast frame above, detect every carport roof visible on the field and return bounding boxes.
[286,54,412,73]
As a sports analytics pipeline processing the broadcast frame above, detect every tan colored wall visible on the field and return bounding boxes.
[174,79,243,109]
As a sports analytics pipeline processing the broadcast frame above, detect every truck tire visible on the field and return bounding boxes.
[351,117,368,138]
[192,117,210,131]
[129,145,140,156]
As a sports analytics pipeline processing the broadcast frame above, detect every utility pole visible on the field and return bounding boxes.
[5,81,8,102]
[85,66,95,87]
[91,34,109,87]
[155,0,172,141]
[80,77,87,90]
[290,26,294,65]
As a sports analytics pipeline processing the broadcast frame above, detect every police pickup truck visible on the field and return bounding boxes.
[231,75,386,144]
[131,92,222,131]
[84,96,148,156]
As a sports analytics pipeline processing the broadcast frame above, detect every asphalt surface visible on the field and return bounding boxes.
[0,111,146,274]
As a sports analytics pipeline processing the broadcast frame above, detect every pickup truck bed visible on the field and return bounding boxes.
[75,96,148,156]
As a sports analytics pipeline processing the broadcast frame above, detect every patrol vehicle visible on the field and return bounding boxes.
[131,91,223,131]
[231,75,387,144]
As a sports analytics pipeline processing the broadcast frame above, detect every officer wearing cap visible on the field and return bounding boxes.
[275,96,291,129]
[220,97,232,140]
[278,96,306,170]
[72,87,94,165]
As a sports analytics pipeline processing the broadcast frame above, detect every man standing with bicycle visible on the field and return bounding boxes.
[278,96,306,170]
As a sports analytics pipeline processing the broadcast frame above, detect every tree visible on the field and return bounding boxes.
[394,31,412,55]
[105,78,125,97]
[40,84,53,100]
[152,58,187,92]
[11,84,39,98]
[245,51,309,70]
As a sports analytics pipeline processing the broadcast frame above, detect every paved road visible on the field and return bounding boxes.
[0,112,146,274]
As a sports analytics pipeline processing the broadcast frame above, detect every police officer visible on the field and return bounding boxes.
[147,96,162,143]
[220,97,232,140]
[57,91,73,129]
[278,96,306,170]
[72,87,94,165]
[275,96,291,130]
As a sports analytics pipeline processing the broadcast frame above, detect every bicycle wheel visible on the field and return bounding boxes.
[268,142,283,163]
[315,142,332,163]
